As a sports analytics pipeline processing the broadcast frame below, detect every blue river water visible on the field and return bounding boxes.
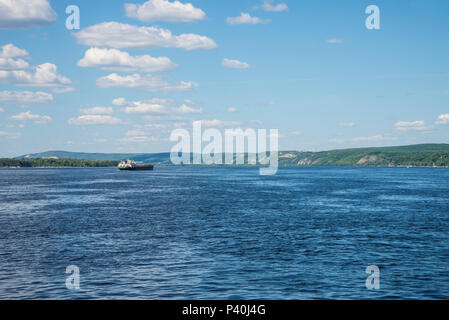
[0,166,448,299]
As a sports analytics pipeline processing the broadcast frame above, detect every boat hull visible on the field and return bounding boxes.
[118,165,154,171]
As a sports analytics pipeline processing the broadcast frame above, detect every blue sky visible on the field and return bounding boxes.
[0,0,448,157]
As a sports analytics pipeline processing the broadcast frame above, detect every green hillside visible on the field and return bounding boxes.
[17,151,173,164]
[11,144,449,167]
[279,144,449,166]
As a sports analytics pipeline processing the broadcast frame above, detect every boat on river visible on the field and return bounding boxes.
[118,160,154,171]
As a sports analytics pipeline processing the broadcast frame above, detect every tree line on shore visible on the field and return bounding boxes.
[0,158,118,168]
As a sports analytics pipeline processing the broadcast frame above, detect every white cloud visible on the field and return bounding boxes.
[79,107,114,115]
[0,57,29,70]
[68,115,122,125]
[115,97,171,107]
[117,130,157,143]
[291,130,301,136]
[201,119,241,127]
[0,130,20,139]
[74,22,217,50]
[125,0,206,23]
[0,0,57,29]
[77,48,177,73]
[112,97,128,107]
[0,107,4,112]
[175,104,202,114]
[0,90,53,103]
[435,114,449,125]
[96,73,197,92]
[352,135,396,142]
[0,44,30,70]
[226,13,270,25]
[117,99,201,115]
[0,63,73,92]
[262,1,288,12]
[0,43,29,58]
[339,122,356,128]
[121,101,169,114]
[327,39,343,44]
[142,114,184,121]
[11,111,51,124]
[227,107,237,113]
[394,120,429,131]
[136,123,169,129]
[222,58,250,69]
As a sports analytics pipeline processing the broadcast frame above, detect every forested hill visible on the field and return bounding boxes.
[12,144,449,167]
[277,144,449,167]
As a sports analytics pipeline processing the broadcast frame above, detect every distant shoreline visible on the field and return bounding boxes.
[2,164,449,169]
[10,144,449,168]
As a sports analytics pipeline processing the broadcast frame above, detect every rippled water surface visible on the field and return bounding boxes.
[1,166,449,299]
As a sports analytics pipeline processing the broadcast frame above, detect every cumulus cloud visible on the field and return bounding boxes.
[96,73,197,92]
[174,104,202,114]
[394,120,429,131]
[435,114,449,125]
[77,48,177,73]
[0,90,53,103]
[115,98,201,115]
[200,119,241,127]
[0,63,73,92]
[227,107,237,113]
[0,43,29,58]
[125,0,206,23]
[79,107,114,115]
[142,114,184,121]
[68,115,122,125]
[262,1,288,12]
[117,130,157,143]
[11,111,51,124]
[74,22,217,51]
[226,13,270,25]
[0,0,57,29]
[0,57,29,70]
[222,58,250,69]
[112,97,129,107]
[121,101,169,114]
[113,97,170,106]
[0,44,30,71]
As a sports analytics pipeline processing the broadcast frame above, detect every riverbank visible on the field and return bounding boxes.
[0,158,118,168]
